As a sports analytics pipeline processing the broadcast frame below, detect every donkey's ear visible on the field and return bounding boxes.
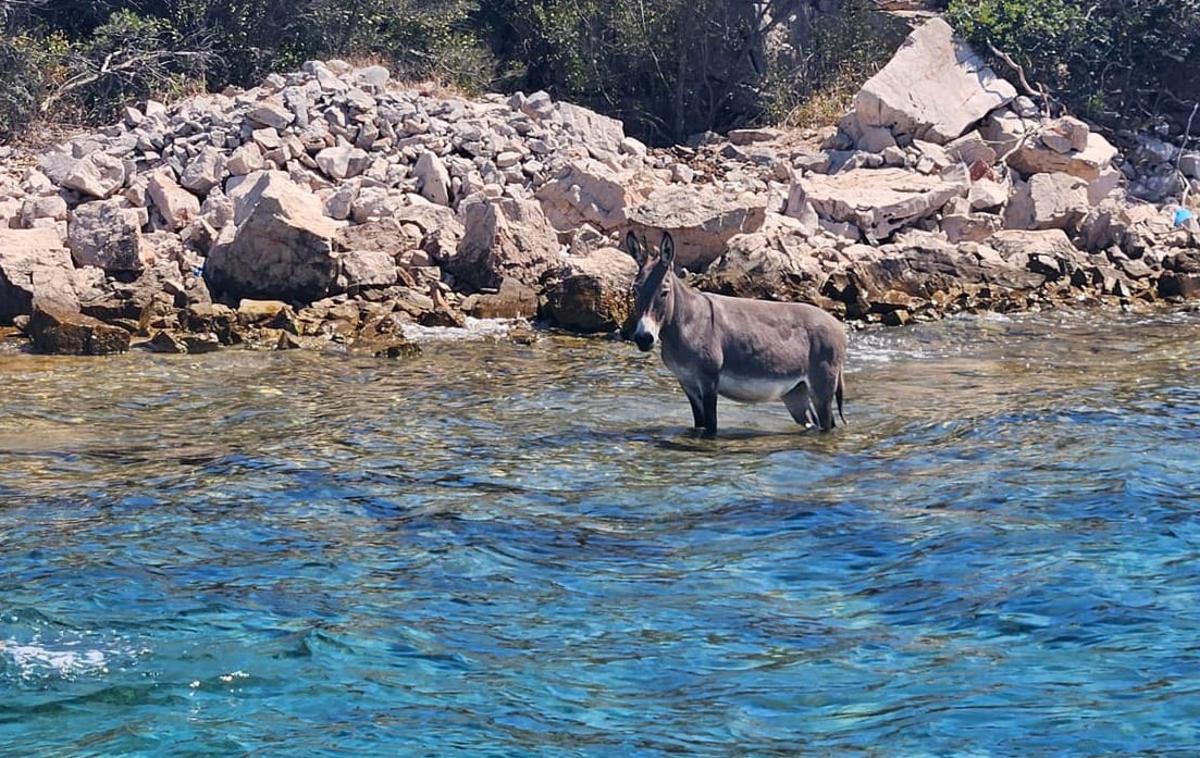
[625,231,643,262]
[660,232,675,264]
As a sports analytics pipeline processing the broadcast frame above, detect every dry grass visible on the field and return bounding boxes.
[781,77,860,131]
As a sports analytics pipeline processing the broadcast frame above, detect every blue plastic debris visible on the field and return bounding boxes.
[1174,208,1195,227]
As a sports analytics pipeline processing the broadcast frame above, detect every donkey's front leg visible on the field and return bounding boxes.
[682,385,705,429]
[699,380,719,437]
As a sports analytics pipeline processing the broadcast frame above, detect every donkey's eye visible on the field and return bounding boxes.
[658,290,667,300]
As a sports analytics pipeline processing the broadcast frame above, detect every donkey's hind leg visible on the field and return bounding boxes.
[783,383,815,429]
[808,364,839,431]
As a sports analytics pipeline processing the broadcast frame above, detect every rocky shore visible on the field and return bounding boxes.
[1,17,1198,356]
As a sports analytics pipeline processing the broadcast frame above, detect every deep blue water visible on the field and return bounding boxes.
[2,311,1199,756]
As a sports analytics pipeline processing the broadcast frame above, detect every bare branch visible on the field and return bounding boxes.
[987,41,1053,117]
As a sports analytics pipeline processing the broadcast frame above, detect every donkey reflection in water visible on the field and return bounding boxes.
[622,231,847,436]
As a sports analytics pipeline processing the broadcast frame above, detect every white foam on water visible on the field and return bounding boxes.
[401,317,519,343]
[0,638,109,680]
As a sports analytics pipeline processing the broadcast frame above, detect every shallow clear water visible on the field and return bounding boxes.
[2,310,1200,756]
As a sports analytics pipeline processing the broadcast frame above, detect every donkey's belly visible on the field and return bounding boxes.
[717,372,805,403]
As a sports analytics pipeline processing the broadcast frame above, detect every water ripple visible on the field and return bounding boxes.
[2,310,1200,754]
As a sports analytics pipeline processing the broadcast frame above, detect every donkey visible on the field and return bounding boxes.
[622,231,846,436]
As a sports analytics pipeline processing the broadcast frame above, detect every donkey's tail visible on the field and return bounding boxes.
[836,369,846,424]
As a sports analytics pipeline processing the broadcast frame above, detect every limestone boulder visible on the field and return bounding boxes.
[942,212,1003,243]
[247,100,295,129]
[544,247,637,333]
[556,102,625,155]
[67,199,146,273]
[204,172,340,302]
[20,195,69,227]
[0,228,79,321]
[698,220,827,301]
[536,159,655,232]
[464,278,539,319]
[338,249,399,290]
[795,165,970,240]
[982,111,1119,182]
[393,201,465,261]
[448,196,561,292]
[1005,173,1090,232]
[626,186,768,271]
[415,151,451,206]
[316,146,371,180]
[147,172,201,231]
[61,152,126,199]
[851,18,1015,144]
[181,147,227,194]
[986,229,1086,279]
[28,301,130,355]
[227,142,265,175]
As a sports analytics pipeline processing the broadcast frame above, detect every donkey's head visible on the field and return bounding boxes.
[622,231,677,352]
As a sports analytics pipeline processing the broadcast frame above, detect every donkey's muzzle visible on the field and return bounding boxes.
[634,333,654,352]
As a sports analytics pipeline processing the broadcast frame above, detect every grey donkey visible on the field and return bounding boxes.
[622,231,847,436]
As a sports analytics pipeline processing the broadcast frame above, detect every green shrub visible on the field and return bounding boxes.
[947,0,1200,132]
[0,32,68,141]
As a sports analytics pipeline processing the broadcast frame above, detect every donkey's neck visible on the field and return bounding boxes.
[663,270,711,336]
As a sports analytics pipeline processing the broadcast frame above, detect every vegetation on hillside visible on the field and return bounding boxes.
[2,0,1198,145]
[947,0,1200,135]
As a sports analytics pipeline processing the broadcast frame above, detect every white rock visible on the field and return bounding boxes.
[415,152,451,206]
[181,146,227,194]
[247,100,295,129]
[315,146,371,180]
[147,171,201,231]
[626,186,769,270]
[67,199,146,273]
[227,142,265,175]
[852,18,1016,144]
[62,152,126,199]
[795,165,971,240]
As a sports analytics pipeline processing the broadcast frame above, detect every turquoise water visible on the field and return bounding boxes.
[2,311,1199,756]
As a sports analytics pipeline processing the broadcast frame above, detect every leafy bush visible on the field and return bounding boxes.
[478,0,893,144]
[948,0,1200,133]
[47,10,210,123]
[0,31,68,140]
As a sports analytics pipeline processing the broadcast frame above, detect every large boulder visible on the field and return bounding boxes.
[536,160,655,232]
[393,201,464,260]
[147,172,201,231]
[28,301,129,355]
[544,247,637,333]
[982,111,1119,183]
[1005,173,1090,232]
[338,249,399,290]
[204,172,340,302]
[448,196,561,292]
[61,152,127,199]
[850,18,1016,144]
[0,228,79,322]
[67,199,145,273]
[556,102,625,155]
[795,165,970,240]
[698,220,827,301]
[181,146,227,194]
[415,152,451,206]
[316,146,371,180]
[626,186,768,271]
[986,229,1086,279]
